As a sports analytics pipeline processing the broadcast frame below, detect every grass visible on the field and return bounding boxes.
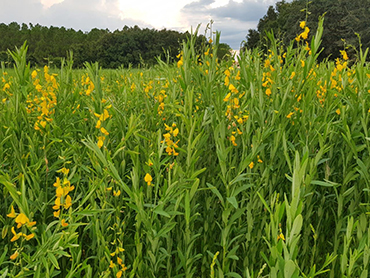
[0,18,370,277]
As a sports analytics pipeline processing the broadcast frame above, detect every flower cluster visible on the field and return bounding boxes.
[94,103,112,149]
[28,66,58,131]
[262,53,276,98]
[176,52,184,68]
[162,123,179,156]
[1,72,12,103]
[109,246,127,277]
[81,74,95,96]
[223,67,249,146]
[295,21,310,42]
[52,167,74,227]
[7,205,36,260]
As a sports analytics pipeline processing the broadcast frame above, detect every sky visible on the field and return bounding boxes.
[0,0,282,49]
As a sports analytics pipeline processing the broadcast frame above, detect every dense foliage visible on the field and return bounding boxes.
[0,22,224,68]
[1,20,370,277]
[244,0,370,61]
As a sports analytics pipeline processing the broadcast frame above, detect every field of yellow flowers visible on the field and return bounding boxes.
[1,19,370,277]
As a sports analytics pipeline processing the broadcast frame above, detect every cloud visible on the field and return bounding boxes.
[181,0,278,49]
[0,0,281,50]
[0,0,151,32]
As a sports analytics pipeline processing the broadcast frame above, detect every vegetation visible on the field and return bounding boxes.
[244,0,370,61]
[0,22,231,68]
[1,19,370,277]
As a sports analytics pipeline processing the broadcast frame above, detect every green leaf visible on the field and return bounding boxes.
[284,260,297,277]
[225,272,242,278]
[207,183,224,205]
[156,222,177,238]
[154,205,171,218]
[226,196,238,209]
[47,252,60,270]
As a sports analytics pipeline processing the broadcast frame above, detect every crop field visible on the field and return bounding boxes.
[0,20,370,277]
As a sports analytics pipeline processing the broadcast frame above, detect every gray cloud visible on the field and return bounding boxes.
[181,0,280,49]
[0,0,280,49]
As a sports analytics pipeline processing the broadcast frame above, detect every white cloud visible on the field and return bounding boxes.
[0,0,283,49]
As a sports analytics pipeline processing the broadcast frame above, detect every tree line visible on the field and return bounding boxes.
[243,0,370,61]
[0,22,217,68]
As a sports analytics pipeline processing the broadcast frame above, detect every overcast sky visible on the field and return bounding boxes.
[0,0,282,49]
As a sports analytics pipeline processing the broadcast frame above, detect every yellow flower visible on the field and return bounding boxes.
[96,120,101,129]
[64,195,72,209]
[230,135,237,146]
[290,72,295,79]
[265,88,272,97]
[2,83,10,91]
[144,173,153,186]
[177,58,183,68]
[56,186,64,197]
[173,128,179,137]
[340,50,349,61]
[10,250,19,260]
[101,127,109,136]
[53,197,61,210]
[24,233,35,241]
[299,21,306,29]
[7,205,16,218]
[27,221,36,227]
[113,190,121,197]
[60,167,69,175]
[116,270,123,278]
[53,177,61,187]
[15,213,29,228]
[286,112,294,119]
[109,260,116,268]
[277,233,285,241]
[257,155,263,163]
[61,219,69,227]
[223,92,231,102]
[31,70,38,79]
[97,136,105,149]
[248,162,254,169]
[54,210,60,218]
[336,108,341,115]
[10,227,22,242]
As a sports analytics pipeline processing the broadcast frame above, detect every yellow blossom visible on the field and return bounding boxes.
[54,210,60,218]
[15,213,29,228]
[31,70,38,79]
[249,162,254,169]
[286,112,294,119]
[10,227,22,242]
[144,173,153,186]
[113,190,121,197]
[101,127,109,136]
[7,205,16,218]
[265,88,272,97]
[10,250,19,260]
[277,233,285,241]
[24,233,35,241]
[61,219,69,227]
[64,195,72,209]
[97,136,105,149]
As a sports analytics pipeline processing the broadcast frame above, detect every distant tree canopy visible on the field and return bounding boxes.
[243,0,370,60]
[0,22,229,68]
